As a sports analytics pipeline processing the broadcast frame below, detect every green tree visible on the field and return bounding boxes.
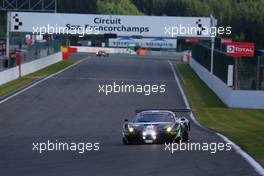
[96,0,143,15]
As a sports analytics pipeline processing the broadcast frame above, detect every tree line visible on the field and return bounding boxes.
[132,0,264,48]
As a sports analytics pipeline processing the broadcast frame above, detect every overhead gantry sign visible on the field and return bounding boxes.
[9,12,213,38]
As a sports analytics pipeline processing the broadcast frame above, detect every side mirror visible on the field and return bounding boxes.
[124,119,128,122]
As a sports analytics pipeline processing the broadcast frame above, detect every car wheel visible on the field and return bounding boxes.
[172,136,182,143]
[182,131,189,142]
[122,137,129,145]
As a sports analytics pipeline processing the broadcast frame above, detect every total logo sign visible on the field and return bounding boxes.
[226,42,255,57]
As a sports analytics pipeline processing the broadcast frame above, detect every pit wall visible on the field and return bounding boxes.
[0,52,62,86]
[190,58,264,109]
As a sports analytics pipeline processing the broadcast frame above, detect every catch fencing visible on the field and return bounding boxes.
[191,44,264,90]
[0,34,66,71]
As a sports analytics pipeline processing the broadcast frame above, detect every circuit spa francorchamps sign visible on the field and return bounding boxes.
[10,12,212,38]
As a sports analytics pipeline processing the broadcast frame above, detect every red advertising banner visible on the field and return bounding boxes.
[185,37,199,44]
[226,42,254,57]
[221,38,232,44]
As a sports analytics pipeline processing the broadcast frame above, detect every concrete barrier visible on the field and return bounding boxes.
[0,52,62,86]
[0,67,18,86]
[190,58,264,109]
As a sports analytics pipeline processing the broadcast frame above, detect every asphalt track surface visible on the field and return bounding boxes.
[0,53,260,176]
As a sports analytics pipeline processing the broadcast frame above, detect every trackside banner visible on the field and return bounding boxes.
[10,12,211,38]
[109,37,177,49]
[221,38,232,44]
[226,42,255,57]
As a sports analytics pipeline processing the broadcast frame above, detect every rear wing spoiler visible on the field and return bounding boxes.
[135,109,191,115]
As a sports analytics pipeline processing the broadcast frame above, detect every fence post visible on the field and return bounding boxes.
[256,56,261,90]
[210,37,215,73]
[6,11,10,58]
[234,57,239,90]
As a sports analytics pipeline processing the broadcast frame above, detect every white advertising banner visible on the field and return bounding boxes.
[10,12,212,38]
[109,37,177,49]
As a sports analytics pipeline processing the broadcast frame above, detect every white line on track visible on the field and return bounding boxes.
[0,59,85,105]
[168,60,264,176]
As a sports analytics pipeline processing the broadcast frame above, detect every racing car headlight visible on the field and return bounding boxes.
[128,125,134,133]
[166,127,172,132]
[151,131,156,136]
[142,131,146,136]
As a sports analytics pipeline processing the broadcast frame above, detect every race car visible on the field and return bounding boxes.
[122,109,190,144]
[96,50,109,57]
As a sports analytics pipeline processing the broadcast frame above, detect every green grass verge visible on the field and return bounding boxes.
[177,64,264,166]
[0,60,76,97]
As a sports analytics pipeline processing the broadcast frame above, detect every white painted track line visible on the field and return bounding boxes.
[0,59,84,105]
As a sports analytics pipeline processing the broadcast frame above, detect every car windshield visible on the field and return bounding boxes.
[134,112,174,123]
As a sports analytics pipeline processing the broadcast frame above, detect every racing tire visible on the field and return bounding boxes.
[182,131,189,142]
[173,136,182,143]
[122,137,130,145]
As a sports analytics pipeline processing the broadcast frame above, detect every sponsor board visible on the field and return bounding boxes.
[10,12,211,38]
[221,38,232,44]
[109,37,177,49]
[185,37,199,44]
[71,46,137,54]
[226,42,254,57]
